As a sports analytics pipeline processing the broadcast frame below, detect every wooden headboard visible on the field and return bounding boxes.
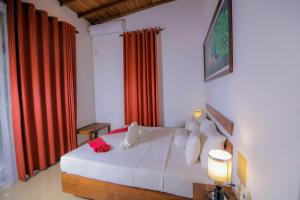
[205,104,234,154]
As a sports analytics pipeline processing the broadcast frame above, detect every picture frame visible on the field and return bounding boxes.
[204,0,233,82]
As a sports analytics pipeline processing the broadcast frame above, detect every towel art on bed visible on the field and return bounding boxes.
[120,122,144,149]
[88,137,112,153]
[88,123,143,153]
[88,126,129,153]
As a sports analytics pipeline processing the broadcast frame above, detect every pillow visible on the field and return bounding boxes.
[174,128,188,148]
[120,122,139,149]
[199,129,226,169]
[199,118,217,134]
[185,117,200,132]
[185,129,201,165]
[196,113,207,124]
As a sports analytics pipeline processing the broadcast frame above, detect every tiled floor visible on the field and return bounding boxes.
[0,163,83,200]
[0,134,101,200]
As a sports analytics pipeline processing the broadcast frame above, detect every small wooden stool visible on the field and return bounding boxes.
[77,123,111,141]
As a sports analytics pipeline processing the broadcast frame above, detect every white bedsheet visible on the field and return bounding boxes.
[164,141,212,198]
[60,127,175,189]
[133,127,174,191]
[60,127,210,198]
[61,132,145,186]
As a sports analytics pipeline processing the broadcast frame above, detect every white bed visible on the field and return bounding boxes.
[164,138,211,197]
[60,127,212,198]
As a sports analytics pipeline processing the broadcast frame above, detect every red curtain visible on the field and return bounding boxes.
[7,0,77,181]
[123,29,159,127]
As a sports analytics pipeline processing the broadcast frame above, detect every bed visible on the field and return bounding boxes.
[60,104,234,200]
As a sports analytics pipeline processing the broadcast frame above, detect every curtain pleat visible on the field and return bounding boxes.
[7,0,77,181]
[48,16,63,159]
[36,10,55,165]
[59,22,77,151]
[123,29,159,127]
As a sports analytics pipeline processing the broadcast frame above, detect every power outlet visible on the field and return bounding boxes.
[239,190,248,200]
[232,176,251,200]
[238,184,250,200]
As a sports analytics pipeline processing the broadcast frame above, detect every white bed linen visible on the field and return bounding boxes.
[60,127,211,198]
[60,127,175,189]
[133,127,174,191]
[164,141,212,198]
[60,132,148,186]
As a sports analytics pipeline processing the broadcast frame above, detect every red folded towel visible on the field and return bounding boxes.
[108,127,128,135]
[88,137,111,153]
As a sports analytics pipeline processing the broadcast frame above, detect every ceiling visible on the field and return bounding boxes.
[58,0,175,25]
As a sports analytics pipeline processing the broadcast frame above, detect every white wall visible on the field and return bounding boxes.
[92,0,205,128]
[92,33,124,129]
[200,0,300,199]
[23,0,95,128]
[37,0,300,198]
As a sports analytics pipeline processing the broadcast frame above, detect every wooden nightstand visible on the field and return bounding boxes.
[193,183,237,200]
[77,123,111,141]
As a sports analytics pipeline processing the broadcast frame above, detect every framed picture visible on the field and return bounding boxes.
[204,0,233,82]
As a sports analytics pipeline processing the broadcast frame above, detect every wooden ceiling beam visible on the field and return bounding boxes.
[78,0,130,18]
[91,0,175,25]
[59,0,78,6]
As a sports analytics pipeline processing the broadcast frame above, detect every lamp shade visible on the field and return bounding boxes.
[193,109,203,119]
[208,149,232,185]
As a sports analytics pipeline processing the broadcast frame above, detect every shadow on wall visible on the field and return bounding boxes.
[157,34,164,126]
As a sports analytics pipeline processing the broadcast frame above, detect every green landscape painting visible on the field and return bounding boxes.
[204,0,232,81]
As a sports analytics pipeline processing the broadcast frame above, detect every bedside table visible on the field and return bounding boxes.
[77,123,111,141]
[193,183,237,200]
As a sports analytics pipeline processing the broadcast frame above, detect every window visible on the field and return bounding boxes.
[0,2,17,187]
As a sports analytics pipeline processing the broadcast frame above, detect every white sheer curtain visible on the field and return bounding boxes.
[0,2,18,188]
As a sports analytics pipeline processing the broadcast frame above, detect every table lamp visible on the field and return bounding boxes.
[207,149,232,200]
[193,109,203,120]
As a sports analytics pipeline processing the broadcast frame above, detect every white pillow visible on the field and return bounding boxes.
[185,117,200,132]
[199,119,217,134]
[120,122,139,149]
[196,113,207,124]
[185,129,201,165]
[199,129,226,169]
[174,128,188,148]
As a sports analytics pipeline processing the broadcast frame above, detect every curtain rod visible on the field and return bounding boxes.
[119,27,165,37]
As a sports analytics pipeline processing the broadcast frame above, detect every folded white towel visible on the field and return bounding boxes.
[120,122,141,149]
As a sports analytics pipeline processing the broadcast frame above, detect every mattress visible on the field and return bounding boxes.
[60,127,210,198]
[164,141,212,198]
[60,127,175,189]
[133,127,174,191]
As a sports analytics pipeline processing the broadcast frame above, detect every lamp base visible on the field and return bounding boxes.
[206,186,229,200]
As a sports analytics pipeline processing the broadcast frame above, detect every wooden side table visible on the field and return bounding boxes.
[77,123,111,141]
[193,183,237,200]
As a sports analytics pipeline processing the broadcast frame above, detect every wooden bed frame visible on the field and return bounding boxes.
[205,103,234,154]
[61,173,190,200]
[61,104,234,200]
